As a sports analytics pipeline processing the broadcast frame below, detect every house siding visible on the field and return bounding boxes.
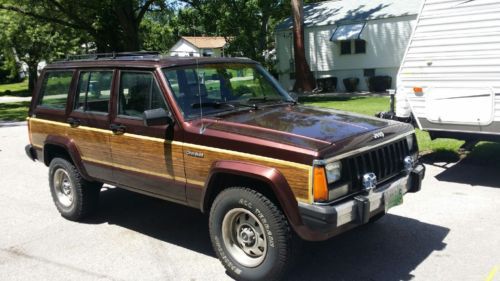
[276,15,417,91]
[169,39,201,57]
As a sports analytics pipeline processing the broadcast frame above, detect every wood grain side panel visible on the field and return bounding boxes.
[66,127,112,163]
[29,118,66,148]
[182,145,312,202]
[29,118,313,202]
[30,118,113,163]
[110,134,185,181]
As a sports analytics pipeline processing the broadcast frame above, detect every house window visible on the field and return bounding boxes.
[355,40,366,54]
[364,68,375,77]
[202,49,214,57]
[340,41,351,55]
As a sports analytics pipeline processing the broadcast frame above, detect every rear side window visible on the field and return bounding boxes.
[118,71,168,118]
[75,70,113,114]
[38,71,73,110]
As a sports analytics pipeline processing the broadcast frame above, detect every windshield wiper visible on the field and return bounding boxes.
[191,101,235,109]
[246,97,283,103]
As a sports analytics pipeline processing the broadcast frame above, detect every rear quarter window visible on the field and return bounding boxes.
[38,71,74,110]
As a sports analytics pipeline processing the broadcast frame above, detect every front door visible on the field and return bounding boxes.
[109,70,186,202]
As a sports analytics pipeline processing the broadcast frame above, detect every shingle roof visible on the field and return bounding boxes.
[276,0,423,31]
[181,36,227,49]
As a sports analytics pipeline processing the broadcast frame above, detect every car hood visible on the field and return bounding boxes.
[205,105,402,151]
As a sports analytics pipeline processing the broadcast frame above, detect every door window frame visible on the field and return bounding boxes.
[115,69,173,121]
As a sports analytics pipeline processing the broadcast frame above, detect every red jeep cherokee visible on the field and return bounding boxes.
[25,53,425,281]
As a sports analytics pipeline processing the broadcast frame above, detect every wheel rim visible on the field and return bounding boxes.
[222,208,267,268]
[53,168,73,208]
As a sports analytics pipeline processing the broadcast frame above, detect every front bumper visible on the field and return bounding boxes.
[298,164,425,241]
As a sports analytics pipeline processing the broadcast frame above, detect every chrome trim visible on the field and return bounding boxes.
[312,130,415,166]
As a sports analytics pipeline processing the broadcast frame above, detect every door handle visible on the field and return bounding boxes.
[110,123,126,134]
[67,117,81,127]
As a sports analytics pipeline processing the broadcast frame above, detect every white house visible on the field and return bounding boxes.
[275,0,423,91]
[169,36,228,57]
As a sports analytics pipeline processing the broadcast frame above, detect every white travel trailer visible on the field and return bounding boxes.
[392,0,500,143]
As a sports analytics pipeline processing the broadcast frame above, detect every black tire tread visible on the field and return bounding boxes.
[210,187,298,281]
[49,158,100,221]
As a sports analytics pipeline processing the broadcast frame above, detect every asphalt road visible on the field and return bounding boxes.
[1,122,499,281]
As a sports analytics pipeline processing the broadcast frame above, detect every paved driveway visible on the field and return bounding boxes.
[0,123,499,281]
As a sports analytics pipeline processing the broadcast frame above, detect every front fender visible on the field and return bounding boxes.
[201,160,305,234]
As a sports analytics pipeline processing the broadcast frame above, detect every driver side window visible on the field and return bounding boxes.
[118,71,168,118]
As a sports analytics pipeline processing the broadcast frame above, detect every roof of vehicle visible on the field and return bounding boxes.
[45,53,256,70]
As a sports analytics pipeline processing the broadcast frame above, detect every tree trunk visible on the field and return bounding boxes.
[291,0,315,93]
[27,62,38,94]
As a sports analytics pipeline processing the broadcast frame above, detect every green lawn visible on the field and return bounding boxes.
[0,80,30,97]
[302,95,466,157]
[0,101,30,121]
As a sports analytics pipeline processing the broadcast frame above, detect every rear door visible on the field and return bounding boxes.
[109,69,186,202]
[66,69,115,182]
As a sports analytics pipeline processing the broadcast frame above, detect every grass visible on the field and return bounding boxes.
[302,95,466,158]
[0,101,30,121]
[0,80,30,97]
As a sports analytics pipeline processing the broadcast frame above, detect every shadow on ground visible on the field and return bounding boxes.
[84,187,215,257]
[289,215,448,281]
[83,187,449,280]
[421,142,500,188]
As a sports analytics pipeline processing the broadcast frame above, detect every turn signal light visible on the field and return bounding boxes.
[313,166,328,202]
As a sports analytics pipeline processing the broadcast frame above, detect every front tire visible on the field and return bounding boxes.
[49,157,100,221]
[209,187,296,281]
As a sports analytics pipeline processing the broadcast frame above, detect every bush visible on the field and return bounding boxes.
[0,55,21,84]
[368,75,392,92]
[343,77,359,92]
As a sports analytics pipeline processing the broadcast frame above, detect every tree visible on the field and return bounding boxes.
[0,11,81,91]
[0,0,169,52]
[178,0,290,65]
[291,0,315,92]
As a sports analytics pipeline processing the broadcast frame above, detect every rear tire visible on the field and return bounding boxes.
[209,187,297,281]
[49,158,101,221]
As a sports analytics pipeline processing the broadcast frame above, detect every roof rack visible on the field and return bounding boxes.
[60,51,162,62]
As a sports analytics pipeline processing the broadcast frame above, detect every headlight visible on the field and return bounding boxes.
[325,161,342,184]
[406,134,415,151]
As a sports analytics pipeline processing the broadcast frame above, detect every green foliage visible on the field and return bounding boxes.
[0,101,30,121]
[177,0,290,65]
[0,52,21,84]
[140,11,179,52]
[0,80,29,97]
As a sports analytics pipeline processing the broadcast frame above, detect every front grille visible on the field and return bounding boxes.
[344,138,410,190]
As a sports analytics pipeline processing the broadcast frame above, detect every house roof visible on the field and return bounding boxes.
[276,0,423,31]
[181,36,227,49]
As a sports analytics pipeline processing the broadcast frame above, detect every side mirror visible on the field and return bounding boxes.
[143,108,173,127]
[288,91,299,103]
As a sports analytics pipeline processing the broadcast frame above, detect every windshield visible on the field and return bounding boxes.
[163,63,292,119]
